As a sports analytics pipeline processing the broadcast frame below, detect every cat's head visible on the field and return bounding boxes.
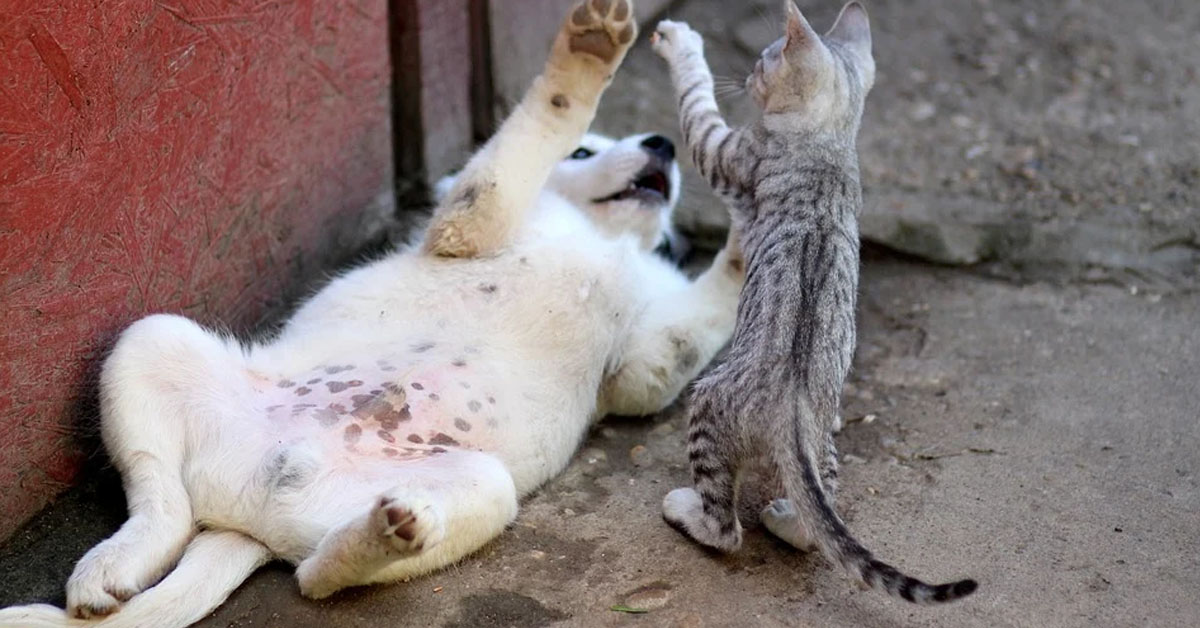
[748,1,875,132]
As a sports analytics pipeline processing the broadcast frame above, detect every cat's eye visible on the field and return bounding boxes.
[569,147,595,160]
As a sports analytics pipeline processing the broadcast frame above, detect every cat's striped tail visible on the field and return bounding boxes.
[772,417,978,604]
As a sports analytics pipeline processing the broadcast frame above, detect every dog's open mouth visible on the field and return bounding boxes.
[594,166,670,204]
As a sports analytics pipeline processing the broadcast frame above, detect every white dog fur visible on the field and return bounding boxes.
[0,2,745,626]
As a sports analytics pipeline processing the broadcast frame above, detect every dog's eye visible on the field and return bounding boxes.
[569,147,595,160]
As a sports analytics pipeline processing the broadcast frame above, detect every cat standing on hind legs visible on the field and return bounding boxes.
[651,2,978,604]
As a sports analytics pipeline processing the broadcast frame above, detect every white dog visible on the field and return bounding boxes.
[0,1,744,627]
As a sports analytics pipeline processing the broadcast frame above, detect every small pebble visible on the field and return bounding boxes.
[630,444,653,467]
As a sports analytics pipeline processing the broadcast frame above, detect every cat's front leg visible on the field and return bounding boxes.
[423,0,637,258]
[651,21,748,198]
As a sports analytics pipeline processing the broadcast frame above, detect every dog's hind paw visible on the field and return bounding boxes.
[374,495,445,555]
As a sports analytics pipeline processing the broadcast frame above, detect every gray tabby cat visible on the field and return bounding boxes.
[651,2,977,604]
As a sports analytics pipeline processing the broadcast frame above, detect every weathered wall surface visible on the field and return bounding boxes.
[0,0,394,538]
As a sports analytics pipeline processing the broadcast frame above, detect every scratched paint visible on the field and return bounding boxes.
[0,0,392,539]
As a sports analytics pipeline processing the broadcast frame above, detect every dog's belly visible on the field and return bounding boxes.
[252,354,516,467]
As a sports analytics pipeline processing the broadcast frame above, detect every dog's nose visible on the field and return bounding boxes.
[640,135,676,161]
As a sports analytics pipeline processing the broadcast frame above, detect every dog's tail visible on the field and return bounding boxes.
[0,529,271,628]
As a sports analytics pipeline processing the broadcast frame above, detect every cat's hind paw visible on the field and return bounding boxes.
[662,487,742,552]
[761,498,819,551]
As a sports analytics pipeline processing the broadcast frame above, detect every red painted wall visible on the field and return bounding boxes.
[0,0,393,537]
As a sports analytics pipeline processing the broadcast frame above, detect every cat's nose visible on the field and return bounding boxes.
[640,134,676,161]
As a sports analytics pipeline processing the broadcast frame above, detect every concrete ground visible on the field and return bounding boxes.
[2,0,1198,626]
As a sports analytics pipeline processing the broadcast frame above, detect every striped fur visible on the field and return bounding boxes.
[654,2,976,605]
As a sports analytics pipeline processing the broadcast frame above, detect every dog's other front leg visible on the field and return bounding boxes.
[600,234,745,416]
[294,451,517,598]
[422,0,637,259]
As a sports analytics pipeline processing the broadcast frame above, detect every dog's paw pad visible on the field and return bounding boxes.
[566,0,636,64]
[375,496,444,554]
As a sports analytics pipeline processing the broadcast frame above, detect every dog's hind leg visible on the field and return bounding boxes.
[294,450,517,599]
[66,314,246,618]
[422,0,637,258]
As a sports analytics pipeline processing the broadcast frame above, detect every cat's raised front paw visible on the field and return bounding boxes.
[650,20,704,61]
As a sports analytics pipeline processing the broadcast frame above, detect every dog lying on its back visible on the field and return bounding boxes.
[0,2,747,626]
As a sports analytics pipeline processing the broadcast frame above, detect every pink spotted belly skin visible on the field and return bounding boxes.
[254,353,506,466]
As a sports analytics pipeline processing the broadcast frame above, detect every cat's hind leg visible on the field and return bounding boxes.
[294,450,517,599]
[662,387,743,552]
[67,314,245,617]
[422,0,636,258]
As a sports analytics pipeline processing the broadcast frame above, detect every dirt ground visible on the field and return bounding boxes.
[2,0,1197,626]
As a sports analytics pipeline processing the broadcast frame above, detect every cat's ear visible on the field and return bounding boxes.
[783,1,819,54]
[826,2,872,59]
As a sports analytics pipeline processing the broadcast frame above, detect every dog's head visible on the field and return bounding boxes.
[544,132,688,261]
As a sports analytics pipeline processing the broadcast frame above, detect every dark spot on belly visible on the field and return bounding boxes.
[478,283,498,295]
[325,364,355,375]
[413,341,435,353]
[407,434,424,444]
[278,380,295,388]
[431,447,447,454]
[295,386,312,396]
[344,423,363,444]
[352,398,392,420]
[411,382,424,390]
[378,430,396,443]
[383,447,399,457]
[377,403,411,430]
[347,380,363,387]
[381,365,397,372]
[454,418,472,432]
[428,393,440,401]
[307,378,322,385]
[267,451,308,490]
[370,389,382,395]
[326,381,349,393]
[460,381,471,389]
[351,394,374,408]
[467,400,482,413]
[487,417,499,428]
[266,404,282,412]
[429,432,459,446]
[329,403,348,413]
[452,359,467,367]
[486,396,496,405]
[313,408,339,427]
